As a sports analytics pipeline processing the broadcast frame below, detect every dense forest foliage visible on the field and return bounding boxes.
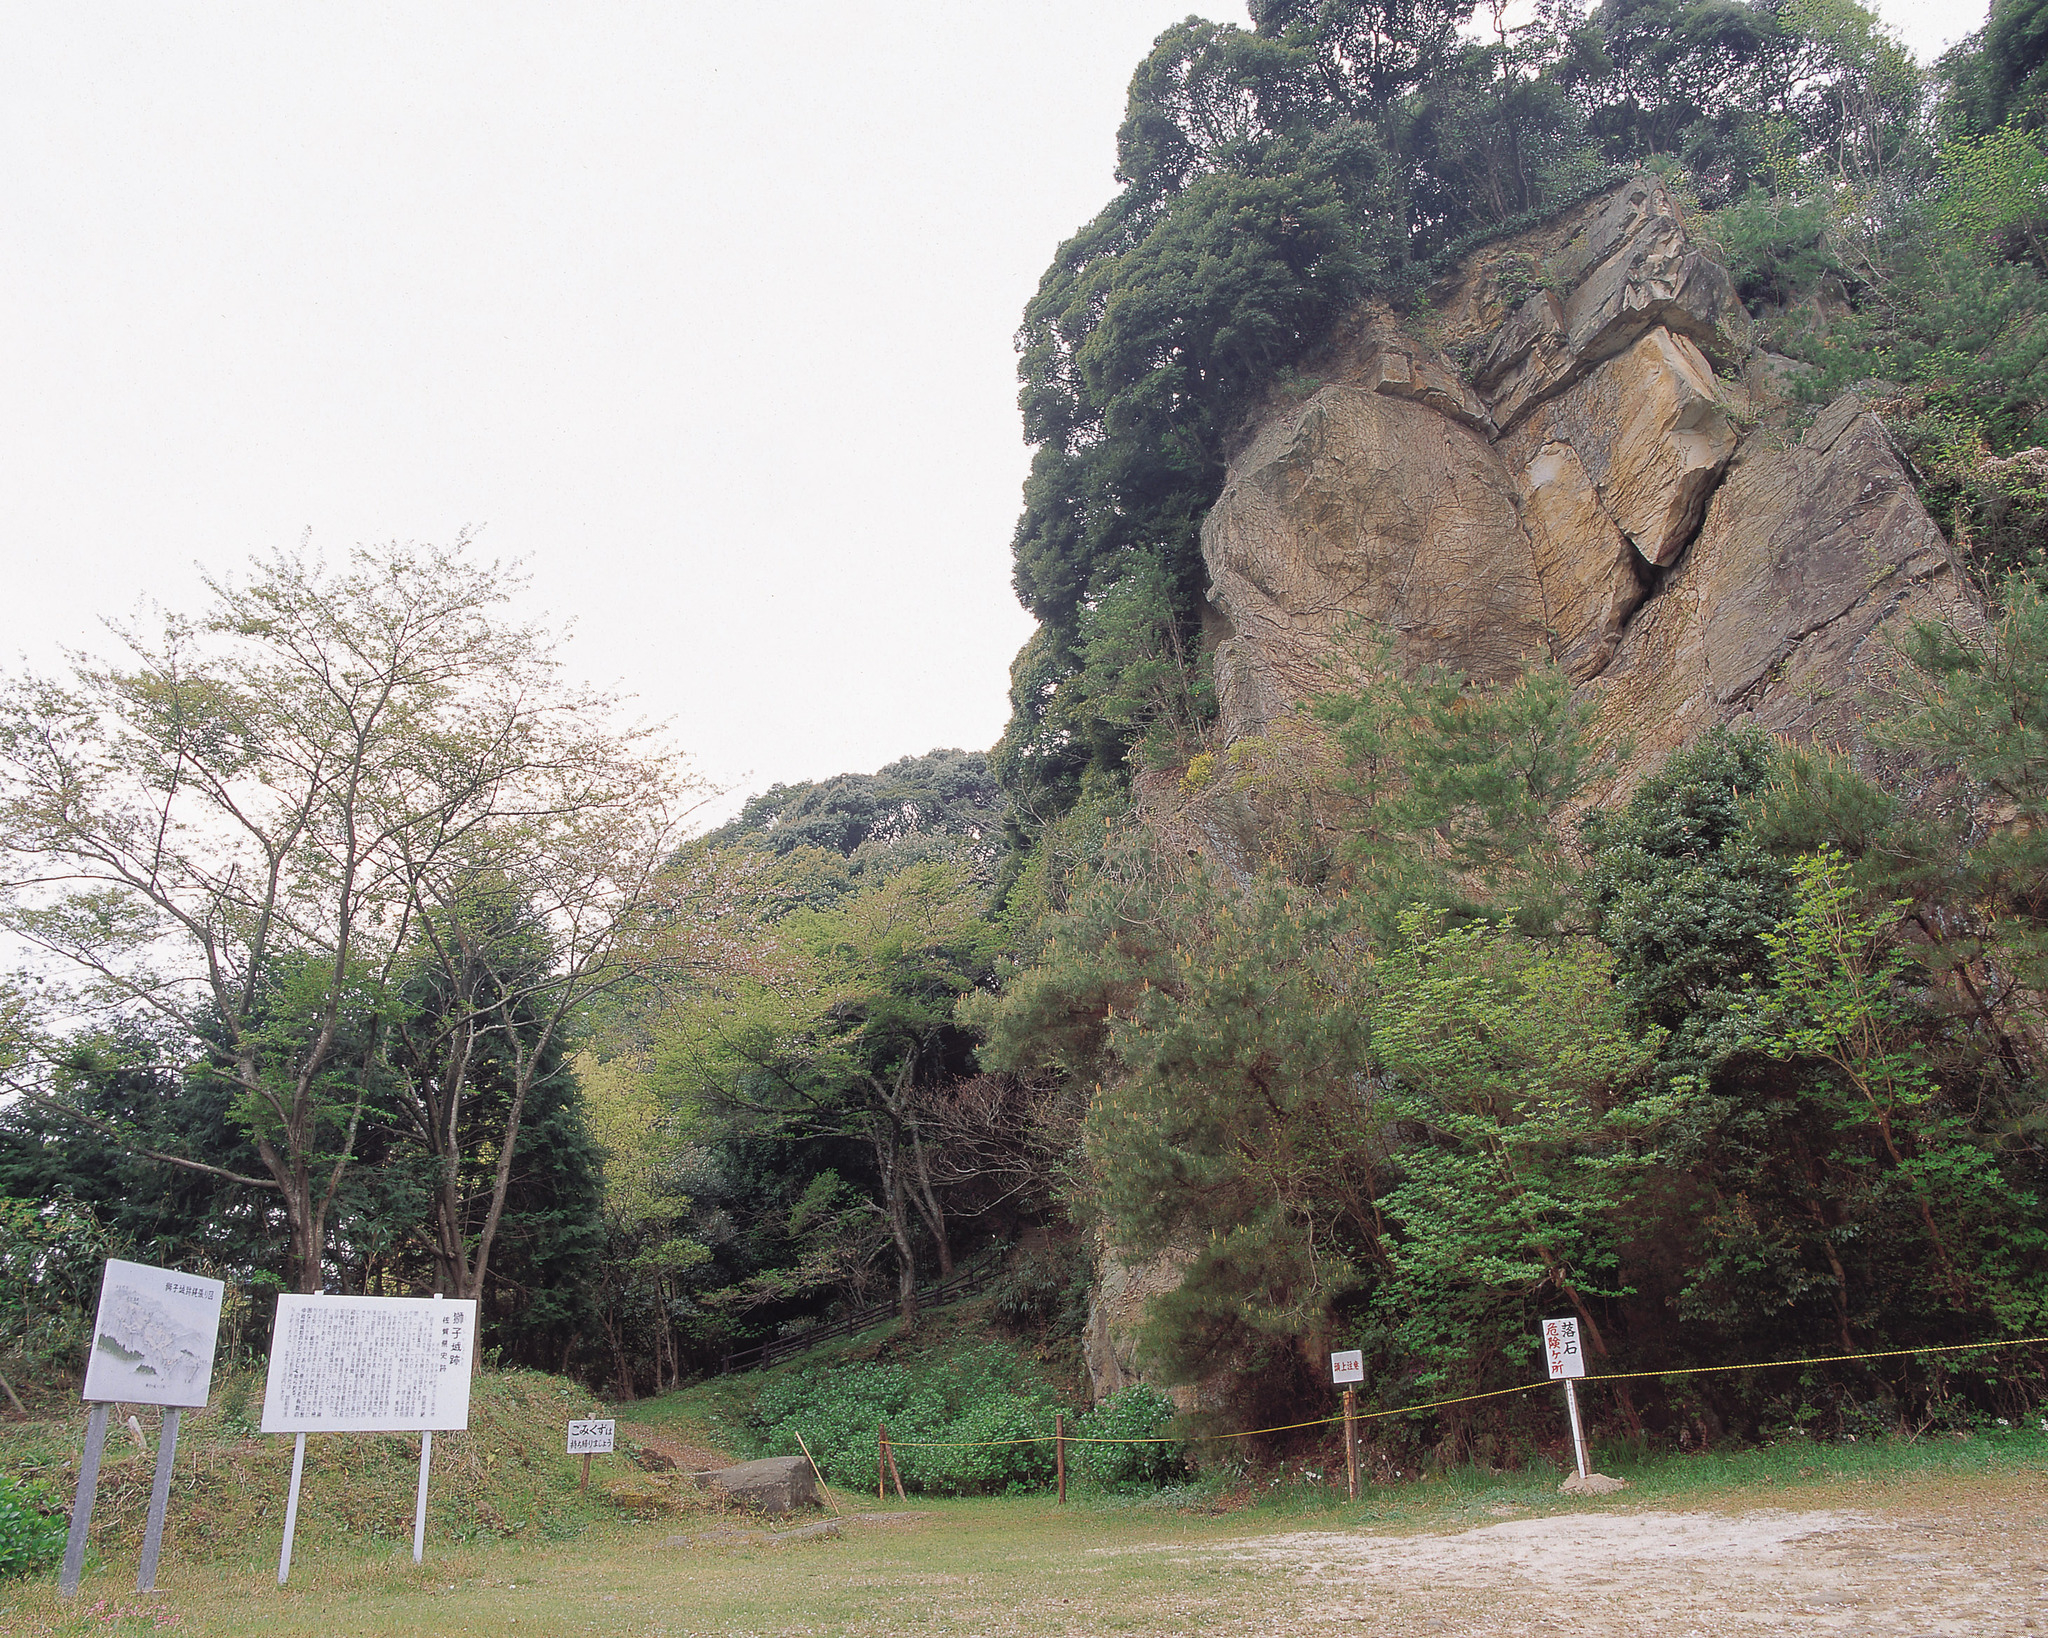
[6,0,2048,1463]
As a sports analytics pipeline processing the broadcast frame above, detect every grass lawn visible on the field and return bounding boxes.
[7,1426,2044,1637]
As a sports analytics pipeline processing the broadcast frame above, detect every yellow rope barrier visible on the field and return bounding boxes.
[1581,1333,2048,1384]
[871,1331,2048,1451]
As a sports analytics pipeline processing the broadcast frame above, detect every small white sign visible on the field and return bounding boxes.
[81,1258,225,1408]
[1330,1349,1364,1384]
[1542,1317,1586,1380]
[566,1418,615,1455]
[261,1293,478,1432]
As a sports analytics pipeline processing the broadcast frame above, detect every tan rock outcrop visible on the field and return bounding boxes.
[1504,328,1737,569]
[1204,384,1546,742]
[1105,178,1980,1400]
[1577,394,1980,804]
[1515,438,1648,681]
[1083,1239,1191,1403]
[1200,172,1976,778]
[1466,175,1750,431]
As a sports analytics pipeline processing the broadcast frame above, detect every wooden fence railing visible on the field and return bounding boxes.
[717,1257,1001,1375]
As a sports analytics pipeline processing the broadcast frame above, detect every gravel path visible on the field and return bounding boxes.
[1184,1486,2048,1635]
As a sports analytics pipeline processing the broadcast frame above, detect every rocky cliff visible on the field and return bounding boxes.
[1086,177,1987,1403]
[1200,175,1979,811]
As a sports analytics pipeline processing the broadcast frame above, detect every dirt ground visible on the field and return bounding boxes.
[1138,1476,2048,1636]
[11,1464,2045,1636]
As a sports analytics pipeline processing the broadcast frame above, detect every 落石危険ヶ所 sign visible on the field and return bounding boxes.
[81,1259,225,1408]
[260,1294,477,1432]
[566,1419,615,1455]
[1330,1349,1364,1384]
[1542,1317,1586,1379]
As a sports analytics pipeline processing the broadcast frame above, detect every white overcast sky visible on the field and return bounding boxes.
[0,0,1975,820]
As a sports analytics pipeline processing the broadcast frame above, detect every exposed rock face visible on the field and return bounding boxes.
[1203,173,1979,792]
[1083,1238,1192,1403]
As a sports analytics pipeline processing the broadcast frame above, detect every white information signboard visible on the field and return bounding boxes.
[81,1258,225,1409]
[566,1419,615,1455]
[1329,1349,1364,1384]
[1542,1316,1586,1380]
[261,1294,477,1432]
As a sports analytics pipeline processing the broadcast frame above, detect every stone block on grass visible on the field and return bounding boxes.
[690,1455,818,1514]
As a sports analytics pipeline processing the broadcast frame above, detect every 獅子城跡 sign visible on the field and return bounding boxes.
[261,1293,477,1432]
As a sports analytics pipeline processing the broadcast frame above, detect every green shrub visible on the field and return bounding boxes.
[746,1342,1067,1496]
[988,1244,1092,1338]
[1704,191,1836,313]
[0,1473,67,1581]
[1074,1385,1186,1489]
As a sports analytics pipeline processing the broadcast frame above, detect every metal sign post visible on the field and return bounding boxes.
[135,1407,182,1591]
[62,1259,225,1598]
[263,1291,477,1585]
[412,1431,434,1564]
[58,1402,111,1597]
[1541,1317,1590,1479]
[277,1434,307,1587]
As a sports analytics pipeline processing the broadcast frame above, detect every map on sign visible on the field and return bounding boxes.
[566,1419,615,1455]
[1330,1349,1364,1384]
[1542,1317,1586,1380]
[81,1258,225,1408]
[260,1294,478,1432]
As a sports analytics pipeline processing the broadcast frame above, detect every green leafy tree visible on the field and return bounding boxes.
[1733,848,2044,1318]
[0,540,696,1293]
[1319,655,1614,934]
[650,858,998,1325]
[1368,913,1673,1398]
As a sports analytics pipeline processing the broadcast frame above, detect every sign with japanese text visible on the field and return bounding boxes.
[1542,1317,1586,1380]
[261,1294,477,1432]
[81,1258,225,1408]
[1330,1349,1364,1384]
[566,1419,615,1455]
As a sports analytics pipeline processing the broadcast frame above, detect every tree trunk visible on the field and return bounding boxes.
[873,1124,919,1330]
[905,1113,953,1277]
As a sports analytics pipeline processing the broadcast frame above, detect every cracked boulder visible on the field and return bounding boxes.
[1516,439,1649,681]
[1471,176,1750,431]
[690,1456,819,1514]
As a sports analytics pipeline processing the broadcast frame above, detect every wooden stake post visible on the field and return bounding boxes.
[566,1419,615,1500]
[793,1429,838,1515]
[1055,1412,1066,1505]
[1329,1348,1364,1501]
[883,1426,906,1500]
[1343,1389,1358,1501]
